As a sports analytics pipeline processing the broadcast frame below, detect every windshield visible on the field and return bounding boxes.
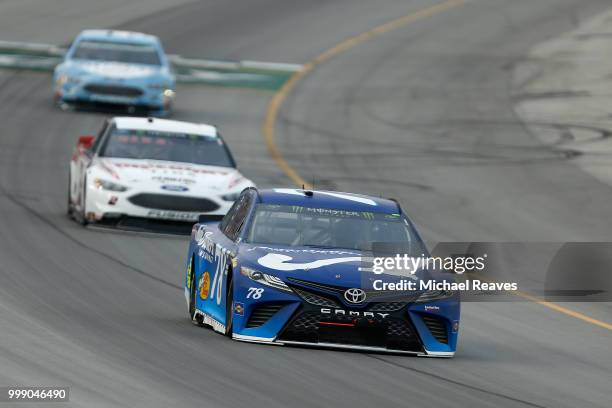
[246,204,424,252]
[72,40,161,65]
[100,128,236,168]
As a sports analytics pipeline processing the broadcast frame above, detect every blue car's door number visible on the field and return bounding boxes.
[210,246,229,305]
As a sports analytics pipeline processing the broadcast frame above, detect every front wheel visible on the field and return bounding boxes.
[78,179,89,226]
[67,175,73,217]
[188,257,203,326]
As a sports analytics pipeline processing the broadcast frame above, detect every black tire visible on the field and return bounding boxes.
[188,256,203,326]
[79,177,89,226]
[224,271,234,337]
[67,175,73,217]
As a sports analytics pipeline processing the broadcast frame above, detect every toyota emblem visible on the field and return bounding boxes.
[344,288,367,304]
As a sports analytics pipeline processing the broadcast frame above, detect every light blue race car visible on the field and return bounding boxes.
[53,30,175,116]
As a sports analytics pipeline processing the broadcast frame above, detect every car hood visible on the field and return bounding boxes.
[239,244,424,289]
[65,60,163,79]
[93,157,248,193]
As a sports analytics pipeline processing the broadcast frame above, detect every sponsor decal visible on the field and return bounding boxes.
[198,248,214,263]
[248,246,359,256]
[186,262,193,289]
[193,227,234,305]
[112,161,229,175]
[320,308,389,319]
[152,176,196,185]
[452,320,459,333]
[424,305,440,311]
[292,206,363,218]
[228,174,245,189]
[161,184,189,192]
[79,61,156,78]
[257,253,361,272]
[234,302,244,316]
[199,272,211,300]
[266,204,392,221]
[195,227,215,255]
[147,210,199,221]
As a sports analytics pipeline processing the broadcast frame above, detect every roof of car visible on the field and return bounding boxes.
[77,29,159,45]
[113,117,218,137]
[256,188,401,213]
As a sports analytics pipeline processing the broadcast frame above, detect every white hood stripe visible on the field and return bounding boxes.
[273,188,377,206]
[257,253,361,271]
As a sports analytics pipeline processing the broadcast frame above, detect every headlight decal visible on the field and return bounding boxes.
[57,74,80,85]
[241,266,292,293]
[93,178,129,192]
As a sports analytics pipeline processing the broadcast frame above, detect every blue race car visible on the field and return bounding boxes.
[53,30,175,116]
[184,188,460,357]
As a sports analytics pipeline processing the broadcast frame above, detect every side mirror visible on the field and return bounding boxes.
[78,135,95,150]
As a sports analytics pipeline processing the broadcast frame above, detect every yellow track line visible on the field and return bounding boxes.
[262,0,466,188]
[515,291,612,331]
[261,0,612,331]
[471,274,612,331]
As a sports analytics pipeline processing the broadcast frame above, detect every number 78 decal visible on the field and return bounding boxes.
[247,287,264,299]
[210,247,229,305]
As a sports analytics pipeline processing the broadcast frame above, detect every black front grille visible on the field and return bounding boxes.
[84,84,143,97]
[246,303,284,328]
[279,310,422,352]
[368,302,407,312]
[278,311,319,344]
[318,322,387,348]
[113,216,196,234]
[291,287,340,308]
[386,318,421,351]
[128,194,220,212]
[287,278,346,294]
[291,311,319,331]
[421,315,448,344]
[287,277,420,304]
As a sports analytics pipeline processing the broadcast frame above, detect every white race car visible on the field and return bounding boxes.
[68,117,254,228]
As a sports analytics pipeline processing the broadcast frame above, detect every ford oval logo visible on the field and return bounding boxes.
[161,185,189,192]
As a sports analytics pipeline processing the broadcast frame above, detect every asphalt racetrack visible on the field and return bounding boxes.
[0,0,611,407]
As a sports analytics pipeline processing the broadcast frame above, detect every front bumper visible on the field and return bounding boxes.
[232,335,454,357]
[56,80,173,111]
[85,184,233,223]
[231,278,460,357]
